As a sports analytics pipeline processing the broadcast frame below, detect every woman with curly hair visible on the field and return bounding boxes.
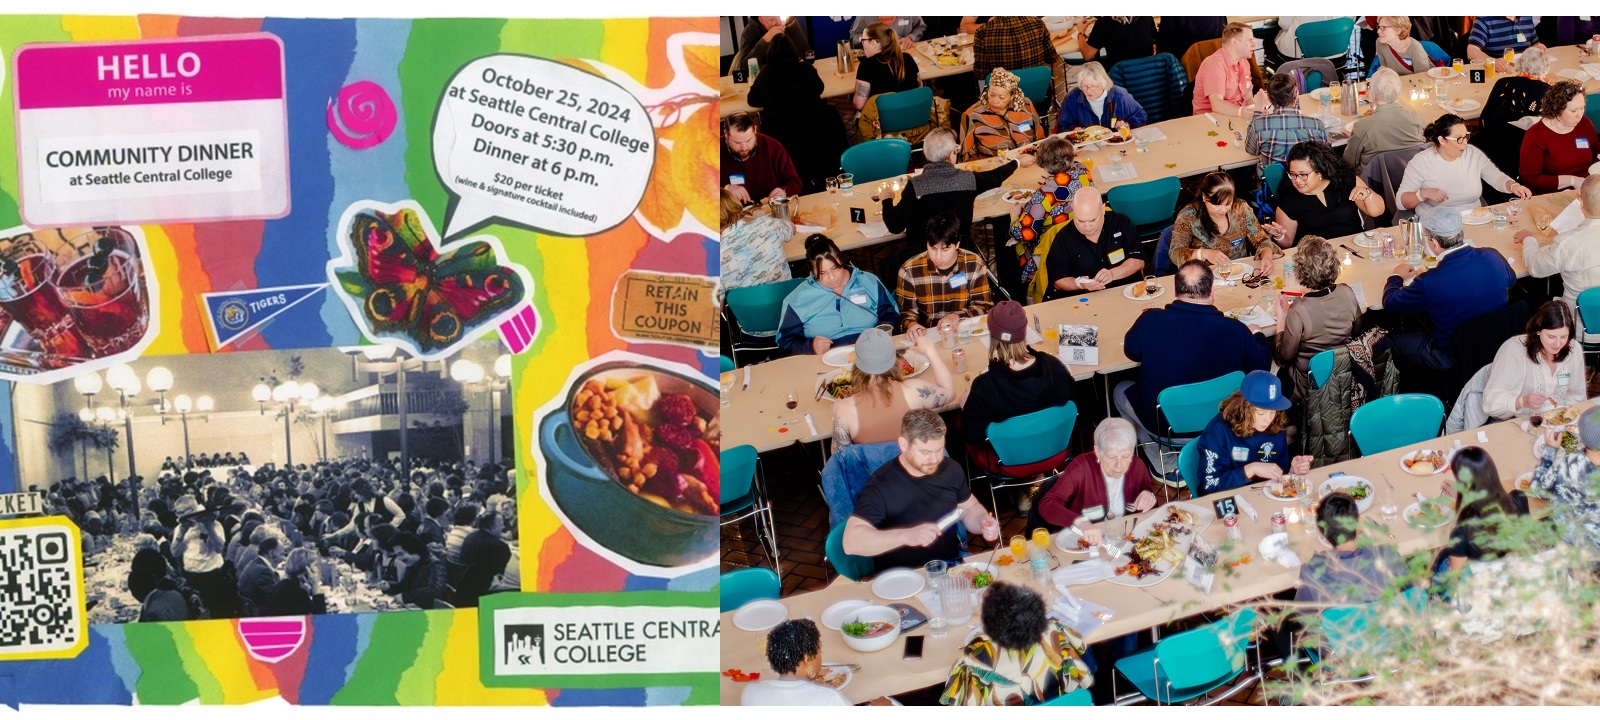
[1006,136,1086,301]
[1519,79,1598,192]
[959,67,1046,162]
[1263,140,1385,248]
[1272,236,1362,402]
[1191,370,1314,496]
[742,619,852,706]
[941,582,1094,706]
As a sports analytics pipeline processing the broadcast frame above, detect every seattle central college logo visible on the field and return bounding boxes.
[218,299,249,330]
[504,624,545,667]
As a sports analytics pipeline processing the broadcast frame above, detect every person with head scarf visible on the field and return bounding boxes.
[960,67,1045,162]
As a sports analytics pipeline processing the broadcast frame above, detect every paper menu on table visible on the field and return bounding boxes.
[1584,64,1600,79]
[1131,125,1166,142]
[858,221,891,239]
[1559,68,1592,82]
[1097,161,1137,183]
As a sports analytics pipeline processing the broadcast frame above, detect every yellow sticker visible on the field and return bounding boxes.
[0,515,87,661]
[610,270,718,349]
[1165,163,1177,169]
[1207,130,1219,137]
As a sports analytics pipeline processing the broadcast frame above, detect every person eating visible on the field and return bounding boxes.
[831,328,955,447]
[940,582,1094,706]
[1167,171,1278,271]
[1398,113,1531,214]
[1042,188,1145,300]
[1519,80,1598,193]
[1244,73,1328,171]
[721,112,803,204]
[776,235,899,356]
[960,67,1046,162]
[896,213,993,340]
[1264,140,1385,248]
[1343,68,1426,174]
[1030,418,1157,537]
[1272,237,1361,403]
[1382,209,1515,373]
[1481,301,1586,422]
[1193,370,1314,496]
[1056,61,1146,133]
[741,619,853,706]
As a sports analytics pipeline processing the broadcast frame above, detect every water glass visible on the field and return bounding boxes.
[1508,199,1522,223]
[1434,83,1448,104]
[720,373,735,407]
[838,173,854,196]
[1134,136,1149,153]
[1380,491,1400,522]
[1318,89,1331,113]
[925,559,948,585]
[1493,209,1508,229]
[825,176,839,194]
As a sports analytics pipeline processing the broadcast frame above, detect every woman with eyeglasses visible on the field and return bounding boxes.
[1262,141,1385,248]
[776,235,899,356]
[1373,16,1433,76]
[1520,80,1599,193]
[1399,113,1532,214]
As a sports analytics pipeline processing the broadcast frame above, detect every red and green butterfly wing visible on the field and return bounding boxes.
[413,240,526,351]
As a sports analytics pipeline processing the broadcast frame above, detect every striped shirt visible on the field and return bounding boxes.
[959,102,1047,161]
[895,249,993,330]
[1244,106,1328,169]
[1468,16,1538,55]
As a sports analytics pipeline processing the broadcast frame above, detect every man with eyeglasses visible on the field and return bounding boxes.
[721,112,803,205]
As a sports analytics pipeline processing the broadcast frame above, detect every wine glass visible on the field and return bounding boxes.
[1507,199,1522,227]
[784,390,799,426]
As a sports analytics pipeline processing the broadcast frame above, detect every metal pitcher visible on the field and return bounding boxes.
[836,40,854,74]
[1341,73,1358,115]
[769,196,793,224]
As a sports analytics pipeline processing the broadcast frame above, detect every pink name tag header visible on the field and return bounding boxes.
[14,34,285,110]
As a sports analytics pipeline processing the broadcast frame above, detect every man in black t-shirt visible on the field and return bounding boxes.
[844,409,1001,573]
[1044,188,1146,300]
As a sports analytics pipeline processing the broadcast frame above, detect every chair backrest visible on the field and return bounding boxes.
[1264,162,1285,198]
[1349,393,1445,456]
[1155,608,1256,690]
[1157,371,1246,436]
[1107,176,1181,228]
[1295,18,1354,59]
[720,444,759,507]
[1177,440,1203,499]
[1361,143,1428,226]
[1587,93,1600,131]
[1309,349,1334,389]
[825,521,875,581]
[719,567,781,612]
[993,65,1052,110]
[1277,58,1339,91]
[1418,40,1450,66]
[725,277,806,337]
[840,138,912,185]
[1578,287,1600,340]
[988,402,1078,467]
[1039,688,1094,706]
[877,86,934,134]
[1152,225,1176,276]
[719,355,736,373]
[1108,53,1187,123]
[1319,602,1379,660]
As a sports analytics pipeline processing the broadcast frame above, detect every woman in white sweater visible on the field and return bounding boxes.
[1398,113,1533,213]
[1482,301,1587,421]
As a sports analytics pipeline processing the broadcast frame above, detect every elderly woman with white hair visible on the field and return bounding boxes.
[960,67,1046,162]
[1515,44,1553,79]
[1056,61,1147,133]
[1028,417,1156,537]
[1342,68,1426,174]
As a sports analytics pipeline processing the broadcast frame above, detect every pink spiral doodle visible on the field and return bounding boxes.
[326,80,397,150]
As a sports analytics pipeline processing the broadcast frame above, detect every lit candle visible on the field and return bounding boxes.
[1342,253,1353,266]
[1285,506,1302,524]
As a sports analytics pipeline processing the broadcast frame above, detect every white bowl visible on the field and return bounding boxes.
[839,605,902,653]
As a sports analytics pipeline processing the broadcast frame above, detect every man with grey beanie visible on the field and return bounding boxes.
[1381,207,1515,371]
[831,328,954,447]
[1529,406,1600,554]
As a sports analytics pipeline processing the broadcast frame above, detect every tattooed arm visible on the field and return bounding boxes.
[832,406,854,447]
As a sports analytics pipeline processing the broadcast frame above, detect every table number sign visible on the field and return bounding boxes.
[1469,68,1485,84]
[849,207,866,224]
[1212,496,1239,521]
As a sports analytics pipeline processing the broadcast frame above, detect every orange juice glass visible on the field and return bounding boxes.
[1081,157,1095,184]
[1452,58,1464,74]
[1032,528,1050,549]
[1504,47,1515,65]
[1009,534,1027,562]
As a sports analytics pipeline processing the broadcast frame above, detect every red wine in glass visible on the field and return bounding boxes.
[0,254,92,362]
[59,229,148,357]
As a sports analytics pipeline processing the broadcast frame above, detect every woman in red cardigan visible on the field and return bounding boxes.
[1028,418,1157,538]
[1520,80,1598,192]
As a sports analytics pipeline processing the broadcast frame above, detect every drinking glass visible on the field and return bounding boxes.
[1434,83,1448,104]
[1329,81,1342,103]
[1380,491,1400,522]
[1493,209,1508,229]
[1452,58,1465,74]
[1504,47,1515,65]
[59,227,149,358]
[1299,495,1318,534]
[0,253,92,361]
[1318,89,1331,113]
[1134,135,1149,153]
[1009,534,1027,563]
[838,173,854,196]
[720,372,735,408]
[1507,199,1522,225]
[825,176,839,194]
[784,390,799,425]
[1081,158,1096,185]
[1032,527,1050,550]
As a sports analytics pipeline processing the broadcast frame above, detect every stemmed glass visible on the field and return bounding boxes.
[1507,199,1522,227]
[784,390,799,426]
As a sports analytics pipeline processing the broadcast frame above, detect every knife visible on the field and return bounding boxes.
[742,365,750,391]
[1340,243,1365,258]
[805,412,819,437]
[935,507,965,532]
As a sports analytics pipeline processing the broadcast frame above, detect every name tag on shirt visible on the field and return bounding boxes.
[1559,372,1572,386]
[949,272,968,289]
[729,174,746,186]
[1517,33,1528,44]
[1230,236,1245,248]
[1018,121,1033,134]
[1083,504,1106,522]
[1231,446,1249,462]
[848,293,869,305]
[1578,138,1591,150]
[1108,248,1126,264]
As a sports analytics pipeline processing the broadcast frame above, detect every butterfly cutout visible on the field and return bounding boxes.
[331,205,526,355]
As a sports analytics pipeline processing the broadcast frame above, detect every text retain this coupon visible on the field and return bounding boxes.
[431,54,656,240]
[12,33,290,226]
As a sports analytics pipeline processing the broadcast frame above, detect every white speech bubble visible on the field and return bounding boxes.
[431,54,655,241]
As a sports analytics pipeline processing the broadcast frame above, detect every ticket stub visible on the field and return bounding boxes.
[609,271,717,349]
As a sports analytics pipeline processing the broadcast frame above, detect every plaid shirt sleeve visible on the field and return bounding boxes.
[895,261,921,330]
[961,254,993,317]
[1250,110,1329,167]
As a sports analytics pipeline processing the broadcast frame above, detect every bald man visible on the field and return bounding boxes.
[1042,188,1146,301]
[1520,174,1600,341]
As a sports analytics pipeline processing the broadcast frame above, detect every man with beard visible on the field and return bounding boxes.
[843,409,1000,572]
[720,113,803,205]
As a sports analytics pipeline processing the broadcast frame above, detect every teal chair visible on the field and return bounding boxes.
[1115,608,1261,705]
[824,522,875,581]
[1107,176,1182,239]
[1038,688,1095,706]
[1295,18,1354,60]
[1177,440,1204,499]
[1349,394,1445,456]
[1308,587,1425,682]
[981,402,1078,514]
[720,567,780,612]
[989,65,1052,111]
[721,445,779,571]
[1151,371,1246,496]
[1309,349,1334,389]
[725,277,804,364]
[877,86,934,135]
[840,138,912,185]
[1264,162,1285,198]
[1577,287,1600,363]
[719,355,735,373]
[1587,94,1600,135]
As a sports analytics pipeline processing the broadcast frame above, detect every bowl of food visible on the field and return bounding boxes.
[1544,406,1581,427]
[538,363,719,568]
[1319,476,1375,513]
[839,605,903,653]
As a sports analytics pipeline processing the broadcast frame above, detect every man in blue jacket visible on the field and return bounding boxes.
[1382,209,1515,372]
[1115,260,1272,462]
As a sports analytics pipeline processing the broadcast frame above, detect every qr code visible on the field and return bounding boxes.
[0,522,82,655]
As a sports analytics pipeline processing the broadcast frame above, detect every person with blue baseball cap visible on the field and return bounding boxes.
[1192,370,1314,496]
[1382,206,1516,372]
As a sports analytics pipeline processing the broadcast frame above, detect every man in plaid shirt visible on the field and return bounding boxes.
[1244,73,1328,171]
[974,16,1065,111]
[896,212,994,339]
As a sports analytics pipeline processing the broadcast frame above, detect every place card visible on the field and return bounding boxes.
[1183,536,1219,594]
[1057,324,1099,366]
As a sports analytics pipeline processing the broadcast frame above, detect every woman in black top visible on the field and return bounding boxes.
[749,37,847,193]
[1264,140,1385,247]
[853,21,921,111]
[1438,447,1523,584]
[1079,17,1157,72]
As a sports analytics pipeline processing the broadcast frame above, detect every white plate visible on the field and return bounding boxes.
[1399,449,1449,476]
[1515,471,1536,495]
[821,345,854,367]
[1402,500,1452,529]
[949,562,998,590]
[1054,526,1095,554]
[959,316,989,336]
[1258,532,1291,561]
[1212,261,1253,281]
[1105,502,1213,588]
[820,599,871,630]
[1445,98,1481,113]
[731,599,788,631]
[1261,476,1308,502]
[1122,282,1166,300]
[871,568,926,600]
[1461,208,1494,225]
[1428,67,1458,79]
[1225,305,1267,324]
[1353,231,1383,249]
[1533,432,1581,458]
[1003,188,1035,204]
[1319,476,1376,513]
[818,663,854,690]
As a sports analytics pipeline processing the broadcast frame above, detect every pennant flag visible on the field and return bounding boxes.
[200,284,328,350]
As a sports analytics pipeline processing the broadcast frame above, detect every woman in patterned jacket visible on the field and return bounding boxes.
[941,581,1093,705]
[959,67,1046,162]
